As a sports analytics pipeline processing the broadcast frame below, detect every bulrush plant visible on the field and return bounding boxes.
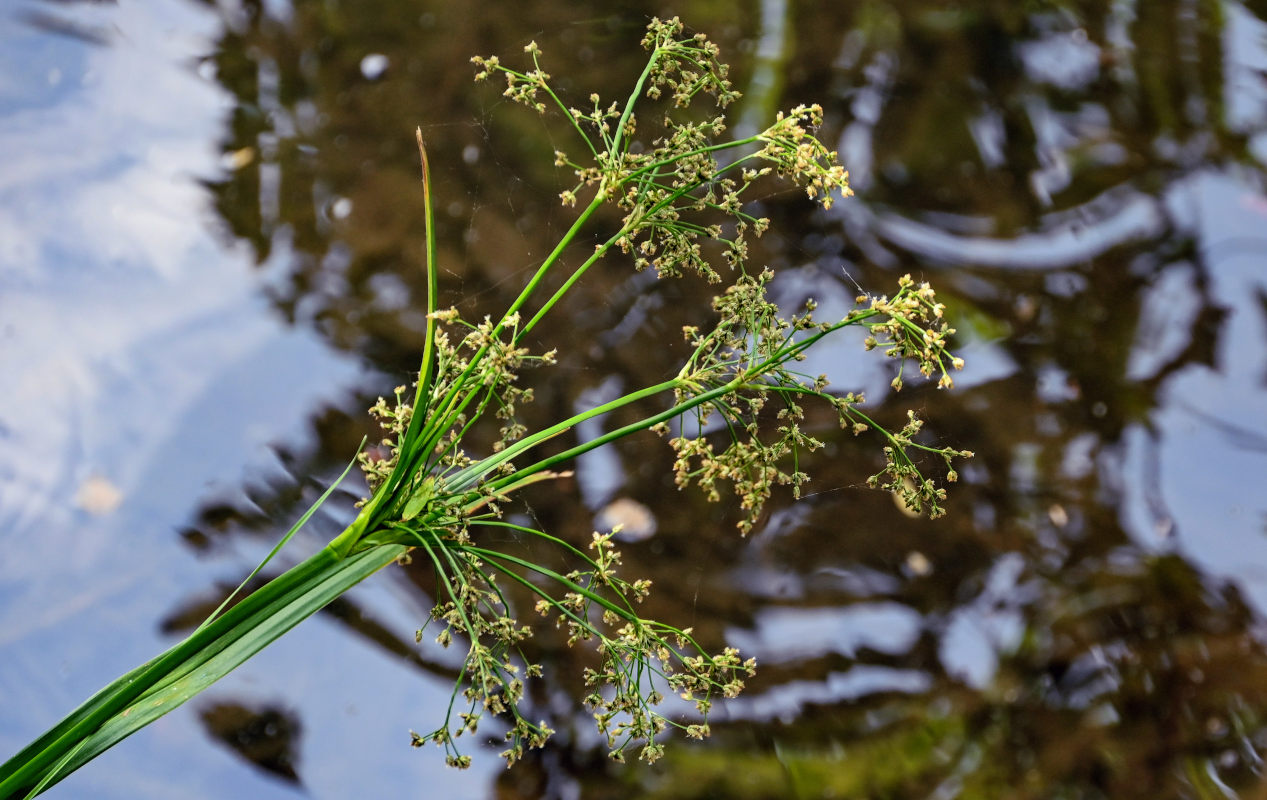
[0,17,971,795]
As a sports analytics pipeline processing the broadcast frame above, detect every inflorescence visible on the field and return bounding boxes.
[355,17,971,770]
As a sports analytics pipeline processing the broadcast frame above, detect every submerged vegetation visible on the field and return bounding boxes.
[0,18,968,795]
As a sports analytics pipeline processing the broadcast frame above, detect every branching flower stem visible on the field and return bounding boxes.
[518,145,767,341]
[352,17,970,765]
[1,18,973,795]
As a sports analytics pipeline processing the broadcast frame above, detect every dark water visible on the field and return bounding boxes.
[3,1,1267,798]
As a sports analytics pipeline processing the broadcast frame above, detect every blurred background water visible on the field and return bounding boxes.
[3,1,1267,798]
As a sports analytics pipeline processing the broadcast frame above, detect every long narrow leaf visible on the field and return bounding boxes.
[195,446,366,635]
[0,543,405,798]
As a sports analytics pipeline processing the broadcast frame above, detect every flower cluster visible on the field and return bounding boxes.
[408,546,553,769]
[470,18,849,289]
[640,16,740,109]
[845,276,973,517]
[664,269,971,528]
[422,309,557,462]
[401,522,753,768]
[669,430,817,535]
[471,40,551,113]
[358,383,414,495]
[658,270,828,532]
[757,104,853,209]
[534,531,756,763]
[862,410,972,519]
[859,273,963,391]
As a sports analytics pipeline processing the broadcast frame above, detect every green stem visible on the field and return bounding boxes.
[491,313,887,493]
[520,149,762,344]
[517,227,624,339]
[390,189,610,507]
[623,138,764,183]
[448,378,681,492]
[473,520,643,619]
[415,129,440,413]
[462,547,629,620]
[607,47,663,157]
[527,54,599,159]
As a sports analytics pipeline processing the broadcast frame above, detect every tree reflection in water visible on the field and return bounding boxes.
[183,0,1267,797]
